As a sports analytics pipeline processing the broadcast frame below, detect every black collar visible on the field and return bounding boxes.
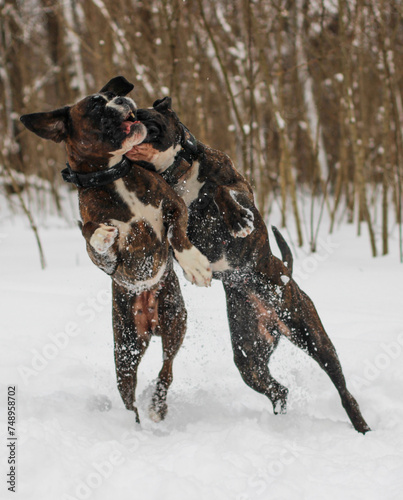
[61,156,132,188]
[160,124,198,186]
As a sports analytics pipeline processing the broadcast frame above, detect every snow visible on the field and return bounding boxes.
[1,206,403,499]
[275,111,286,131]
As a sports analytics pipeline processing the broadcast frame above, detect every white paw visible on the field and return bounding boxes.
[228,190,255,238]
[273,399,287,415]
[149,407,163,423]
[90,224,118,254]
[232,221,254,238]
[175,246,212,287]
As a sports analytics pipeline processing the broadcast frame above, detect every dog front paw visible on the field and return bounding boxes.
[224,191,255,238]
[231,207,255,238]
[90,224,118,254]
[174,246,212,287]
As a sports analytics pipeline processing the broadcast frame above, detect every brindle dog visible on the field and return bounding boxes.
[126,96,370,433]
[20,78,212,423]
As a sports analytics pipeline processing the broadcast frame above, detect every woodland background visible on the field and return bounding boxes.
[1,0,402,259]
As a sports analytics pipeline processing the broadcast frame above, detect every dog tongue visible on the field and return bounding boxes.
[122,120,139,135]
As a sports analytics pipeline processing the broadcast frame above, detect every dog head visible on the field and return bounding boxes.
[126,97,192,171]
[20,76,147,167]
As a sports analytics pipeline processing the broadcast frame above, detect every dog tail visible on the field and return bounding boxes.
[272,226,293,275]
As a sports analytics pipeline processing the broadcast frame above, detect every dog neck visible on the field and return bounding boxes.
[159,147,194,185]
[158,125,199,185]
[61,155,132,188]
[152,145,180,172]
[65,144,116,173]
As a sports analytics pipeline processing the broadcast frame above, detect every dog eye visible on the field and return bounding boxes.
[147,125,160,139]
[90,96,105,108]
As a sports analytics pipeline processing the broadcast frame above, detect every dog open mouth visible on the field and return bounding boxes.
[121,111,141,135]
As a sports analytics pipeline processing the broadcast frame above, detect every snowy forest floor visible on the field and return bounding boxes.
[0,197,402,500]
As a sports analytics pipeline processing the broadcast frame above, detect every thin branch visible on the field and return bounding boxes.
[2,164,47,270]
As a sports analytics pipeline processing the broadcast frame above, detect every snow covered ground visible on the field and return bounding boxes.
[1,197,402,500]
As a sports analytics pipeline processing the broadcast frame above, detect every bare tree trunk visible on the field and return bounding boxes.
[295,0,329,182]
[374,0,403,261]
[197,0,248,174]
[268,82,304,247]
[63,0,87,95]
[338,0,377,256]
[161,0,183,114]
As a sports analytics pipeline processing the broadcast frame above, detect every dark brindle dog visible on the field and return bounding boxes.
[20,78,212,423]
[126,96,370,433]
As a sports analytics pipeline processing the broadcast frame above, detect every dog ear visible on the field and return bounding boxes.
[20,107,70,143]
[99,76,134,96]
[153,97,172,113]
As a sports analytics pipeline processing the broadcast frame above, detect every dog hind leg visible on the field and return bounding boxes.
[149,272,187,422]
[112,282,152,423]
[223,283,289,414]
[281,282,371,434]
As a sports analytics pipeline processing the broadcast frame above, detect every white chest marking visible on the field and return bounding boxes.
[113,179,163,241]
[174,161,205,207]
[153,145,181,172]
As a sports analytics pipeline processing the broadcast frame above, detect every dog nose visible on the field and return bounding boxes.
[114,97,124,105]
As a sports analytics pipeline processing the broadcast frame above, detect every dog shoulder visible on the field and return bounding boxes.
[199,143,252,190]
[78,187,121,224]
